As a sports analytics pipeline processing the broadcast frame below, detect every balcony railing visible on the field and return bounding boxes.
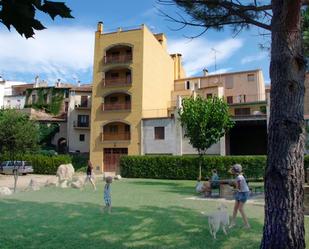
[102,102,131,111]
[104,54,132,64]
[101,132,131,141]
[75,103,91,110]
[102,77,132,87]
[73,121,90,129]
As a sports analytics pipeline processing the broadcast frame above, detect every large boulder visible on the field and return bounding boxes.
[0,187,12,196]
[27,179,40,191]
[56,164,75,188]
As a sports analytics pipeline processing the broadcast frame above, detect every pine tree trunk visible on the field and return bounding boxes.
[261,1,306,248]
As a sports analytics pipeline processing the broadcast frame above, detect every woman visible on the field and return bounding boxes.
[84,160,97,191]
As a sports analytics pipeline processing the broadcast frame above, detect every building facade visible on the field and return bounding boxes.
[90,23,184,172]
[67,85,92,153]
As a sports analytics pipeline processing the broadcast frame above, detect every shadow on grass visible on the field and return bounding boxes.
[0,198,263,249]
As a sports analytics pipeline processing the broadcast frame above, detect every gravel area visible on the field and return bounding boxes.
[0,174,58,189]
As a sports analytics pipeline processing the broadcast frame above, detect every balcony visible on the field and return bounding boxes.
[75,103,91,110]
[102,102,131,111]
[102,77,132,87]
[101,132,131,141]
[104,54,132,64]
[73,121,90,130]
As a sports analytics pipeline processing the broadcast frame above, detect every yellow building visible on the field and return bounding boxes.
[90,23,184,173]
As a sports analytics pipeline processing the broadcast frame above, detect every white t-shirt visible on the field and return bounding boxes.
[236,175,249,192]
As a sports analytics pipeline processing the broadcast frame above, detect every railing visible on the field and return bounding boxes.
[102,102,131,111]
[75,103,91,109]
[104,54,132,64]
[73,121,90,129]
[101,132,131,141]
[102,77,132,87]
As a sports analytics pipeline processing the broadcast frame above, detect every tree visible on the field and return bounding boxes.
[0,109,39,192]
[179,96,234,179]
[0,0,73,38]
[159,1,307,248]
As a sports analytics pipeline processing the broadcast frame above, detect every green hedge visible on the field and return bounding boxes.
[0,154,71,175]
[121,155,309,180]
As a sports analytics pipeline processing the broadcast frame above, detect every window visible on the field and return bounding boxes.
[247,73,255,82]
[65,102,69,112]
[227,96,233,104]
[79,134,85,142]
[206,93,213,99]
[109,125,118,133]
[77,115,89,127]
[111,72,119,78]
[81,96,88,107]
[125,125,130,132]
[110,96,118,103]
[32,94,36,103]
[154,127,165,140]
[234,108,251,116]
[185,81,190,90]
[43,94,48,103]
[111,51,120,57]
[125,95,131,102]
[225,75,234,89]
[65,90,69,98]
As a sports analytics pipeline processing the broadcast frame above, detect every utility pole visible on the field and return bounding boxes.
[211,48,220,72]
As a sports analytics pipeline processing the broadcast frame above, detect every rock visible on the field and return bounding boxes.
[0,187,12,196]
[28,179,40,191]
[114,175,122,180]
[45,178,58,187]
[59,180,68,188]
[71,180,84,189]
[57,164,75,187]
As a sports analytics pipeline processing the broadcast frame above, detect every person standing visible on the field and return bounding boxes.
[229,164,250,229]
[84,160,97,191]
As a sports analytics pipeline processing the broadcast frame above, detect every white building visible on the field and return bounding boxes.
[0,77,30,109]
[67,84,92,153]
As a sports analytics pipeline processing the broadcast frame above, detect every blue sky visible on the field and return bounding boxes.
[0,0,271,84]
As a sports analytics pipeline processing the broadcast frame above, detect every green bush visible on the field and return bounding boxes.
[121,155,309,180]
[71,153,89,171]
[120,155,267,180]
[0,154,71,175]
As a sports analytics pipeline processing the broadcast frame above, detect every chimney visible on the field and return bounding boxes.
[34,75,39,87]
[56,79,61,87]
[77,80,81,87]
[0,75,4,82]
[97,21,103,34]
[203,68,209,76]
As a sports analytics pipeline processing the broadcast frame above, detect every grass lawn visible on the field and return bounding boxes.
[0,178,308,249]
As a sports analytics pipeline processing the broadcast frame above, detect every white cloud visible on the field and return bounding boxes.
[241,53,268,64]
[168,38,243,76]
[0,26,94,83]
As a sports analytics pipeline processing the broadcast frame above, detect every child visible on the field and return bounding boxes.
[210,169,220,189]
[103,176,113,213]
[229,164,250,229]
[84,160,97,191]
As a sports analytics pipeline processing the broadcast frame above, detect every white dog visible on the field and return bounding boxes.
[203,204,230,239]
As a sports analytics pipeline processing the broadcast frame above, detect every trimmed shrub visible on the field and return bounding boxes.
[71,153,89,171]
[120,155,267,180]
[0,154,71,175]
[121,155,309,180]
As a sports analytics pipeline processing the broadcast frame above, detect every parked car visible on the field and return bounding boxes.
[0,161,34,175]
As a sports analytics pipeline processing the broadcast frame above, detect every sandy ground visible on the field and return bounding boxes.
[0,174,58,189]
